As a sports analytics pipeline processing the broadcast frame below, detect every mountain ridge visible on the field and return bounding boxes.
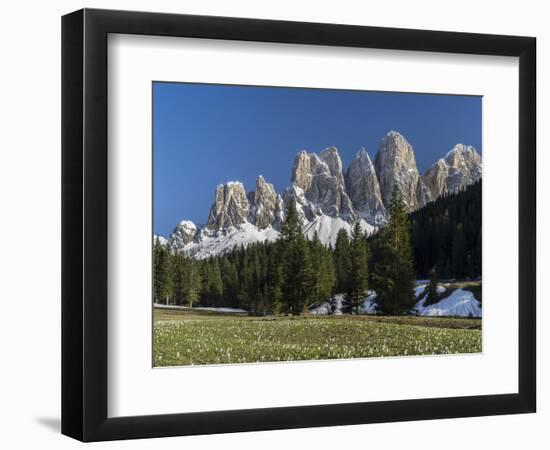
[156,131,481,258]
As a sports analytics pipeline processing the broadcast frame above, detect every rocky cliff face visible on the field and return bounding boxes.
[423,144,482,198]
[346,148,386,225]
[163,132,481,258]
[169,220,197,247]
[289,147,355,221]
[206,181,249,230]
[374,131,431,211]
[248,175,279,230]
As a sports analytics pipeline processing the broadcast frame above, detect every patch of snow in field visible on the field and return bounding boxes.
[308,291,379,315]
[361,291,378,314]
[309,302,332,315]
[154,303,247,313]
[332,294,345,315]
[414,283,446,300]
[413,288,481,317]
[414,284,427,298]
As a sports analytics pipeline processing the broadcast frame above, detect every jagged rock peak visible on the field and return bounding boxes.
[347,148,387,226]
[319,146,345,187]
[374,131,430,211]
[170,220,197,247]
[289,147,355,221]
[248,175,279,230]
[206,181,249,230]
[423,143,482,198]
[291,150,328,191]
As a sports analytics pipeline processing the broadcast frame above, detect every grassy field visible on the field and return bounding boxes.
[153,308,482,367]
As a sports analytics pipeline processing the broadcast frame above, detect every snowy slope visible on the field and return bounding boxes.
[183,222,280,259]
[167,215,375,259]
[413,288,481,317]
[153,234,169,246]
[303,216,375,247]
[308,284,480,317]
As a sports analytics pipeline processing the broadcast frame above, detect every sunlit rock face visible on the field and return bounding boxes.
[248,175,278,230]
[423,144,482,198]
[374,131,431,211]
[206,181,250,230]
[346,148,387,226]
[169,220,197,247]
[164,133,482,258]
[289,147,355,222]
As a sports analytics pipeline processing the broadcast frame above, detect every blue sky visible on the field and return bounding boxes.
[153,82,482,236]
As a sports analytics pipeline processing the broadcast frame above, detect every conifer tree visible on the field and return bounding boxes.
[372,187,414,314]
[266,245,283,314]
[153,238,171,304]
[426,265,439,306]
[451,223,466,279]
[184,259,202,308]
[333,228,351,293]
[172,252,186,305]
[310,231,336,307]
[345,220,368,314]
[280,200,313,315]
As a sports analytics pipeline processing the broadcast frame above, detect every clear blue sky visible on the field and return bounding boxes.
[153,82,482,236]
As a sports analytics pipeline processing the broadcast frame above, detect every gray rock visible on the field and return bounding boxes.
[206,181,250,230]
[374,131,428,211]
[289,147,355,221]
[248,175,278,229]
[346,148,387,226]
[169,220,197,247]
[423,144,482,198]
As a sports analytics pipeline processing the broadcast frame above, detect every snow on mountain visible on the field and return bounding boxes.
[160,131,481,258]
[303,215,375,247]
[153,234,169,246]
[422,144,482,198]
[183,222,280,259]
[169,220,197,247]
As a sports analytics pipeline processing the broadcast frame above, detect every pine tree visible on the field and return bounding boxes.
[425,265,439,306]
[451,223,466,279]
[153,238,171,304]
[345,220,368,314]
[172,252,186,305]
[266,245,283,314]
[209,259,223,306]
[333,228,351,293]
[372,187,415,314]
[280,200,314,315]
[184,259,202,308]
[310,231,336,307]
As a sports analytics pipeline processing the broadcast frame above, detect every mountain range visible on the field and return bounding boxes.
[157,131,482,259]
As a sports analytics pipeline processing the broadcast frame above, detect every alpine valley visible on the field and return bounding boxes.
[156,131,481,259]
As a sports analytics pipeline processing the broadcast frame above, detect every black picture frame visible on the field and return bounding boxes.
[62,8,536,442]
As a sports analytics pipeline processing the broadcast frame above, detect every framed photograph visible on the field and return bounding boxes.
[62,8,536,442]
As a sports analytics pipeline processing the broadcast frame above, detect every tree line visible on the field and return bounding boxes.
[154,182,481,315]
[407,179,481,280]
